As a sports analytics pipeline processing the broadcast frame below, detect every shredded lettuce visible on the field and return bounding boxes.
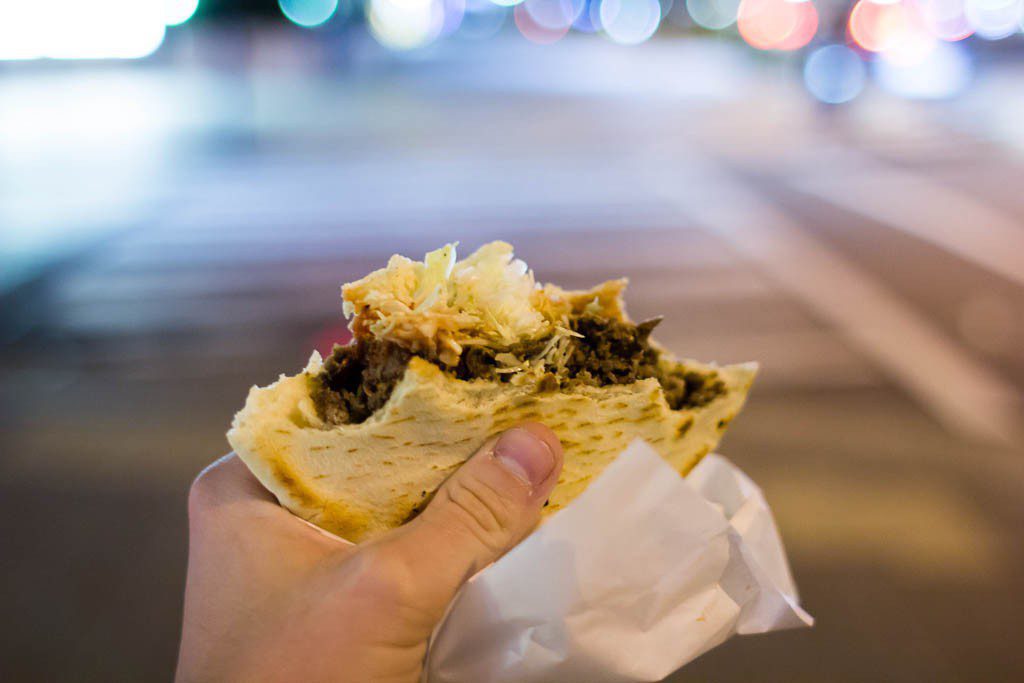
[342,242,555,364]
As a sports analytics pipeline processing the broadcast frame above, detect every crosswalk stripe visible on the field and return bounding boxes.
[790,152,1024,290]
[654,160,1022,444]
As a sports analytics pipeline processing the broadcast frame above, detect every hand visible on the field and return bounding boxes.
[175,423,563,683]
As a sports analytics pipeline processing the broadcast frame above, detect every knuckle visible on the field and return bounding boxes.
[187,473,215,518]
[346,548,419,608]
[443,474,517,551]
[187,459,232,519]
[339,548,440,631]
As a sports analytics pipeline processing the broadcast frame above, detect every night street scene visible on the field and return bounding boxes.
[2,1,1024,681]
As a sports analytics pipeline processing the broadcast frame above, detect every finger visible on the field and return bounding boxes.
[185,454,355,609]
[373,423,563,621]
[179,455,351,679]
[188,453,276,517]
[189,453,354,548]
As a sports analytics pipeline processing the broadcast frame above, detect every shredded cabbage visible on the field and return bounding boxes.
[343,242,561,364]
[341,242,629,369]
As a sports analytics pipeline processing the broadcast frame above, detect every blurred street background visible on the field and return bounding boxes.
[2,1,1024,681]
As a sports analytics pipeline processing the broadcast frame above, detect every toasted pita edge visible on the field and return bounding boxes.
[228,355,757,543]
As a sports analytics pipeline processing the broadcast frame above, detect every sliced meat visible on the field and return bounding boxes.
[313,314,726,425]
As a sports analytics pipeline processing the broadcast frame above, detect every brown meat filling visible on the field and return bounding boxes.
[310,338,412,425]
[312,314,725,425]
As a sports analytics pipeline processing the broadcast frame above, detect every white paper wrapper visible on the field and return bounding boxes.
[423,440,813,683]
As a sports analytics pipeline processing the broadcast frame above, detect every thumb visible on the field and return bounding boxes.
[375,423,563,620]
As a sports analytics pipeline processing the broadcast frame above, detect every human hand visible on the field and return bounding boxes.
[175,423,563,683]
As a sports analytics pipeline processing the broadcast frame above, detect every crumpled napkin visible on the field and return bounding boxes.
[423,440,812,682]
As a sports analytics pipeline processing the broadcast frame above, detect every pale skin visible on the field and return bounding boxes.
[175,423,564,683]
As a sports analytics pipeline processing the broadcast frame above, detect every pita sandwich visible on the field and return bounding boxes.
[228,242,757,543]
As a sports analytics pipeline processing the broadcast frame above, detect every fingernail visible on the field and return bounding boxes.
[493,427,556,487]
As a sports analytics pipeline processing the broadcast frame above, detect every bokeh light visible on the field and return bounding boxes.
[965,0,1023,39]
[873,38,972,98]
[0,3,46,59]
[164,0,200,26]
[439,0,468,36]
[459,0,509,38]
[803,44,866,103]
[885,26,938,66]
[737,0,818,51]
[920,0,974,41]
[369,0,445,48]
[514,1,571,40]
[849,0,924,53]
[599,0,663,45]
[775,0,817,49]
[686,0,741,30]
[279,0,339,27]
[524,0,586,29]
[0,0,166,60]
[573,0,603,30]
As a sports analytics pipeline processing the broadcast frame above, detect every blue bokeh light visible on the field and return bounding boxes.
[279,0,339,27]
[803,44,867,104]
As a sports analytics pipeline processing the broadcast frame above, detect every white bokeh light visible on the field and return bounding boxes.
[369,0,446,49]
[874,39,972,98]
[599,0,662,44]
[0,0,166,60]
[920,0,974,41]
[164,0,200,25]
[965,0,1023,39]
[685,0,740,29]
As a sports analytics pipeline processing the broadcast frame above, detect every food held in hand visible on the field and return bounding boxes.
[229,242,756,542]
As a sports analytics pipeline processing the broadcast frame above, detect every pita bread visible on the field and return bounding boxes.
[227,244,757,543]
